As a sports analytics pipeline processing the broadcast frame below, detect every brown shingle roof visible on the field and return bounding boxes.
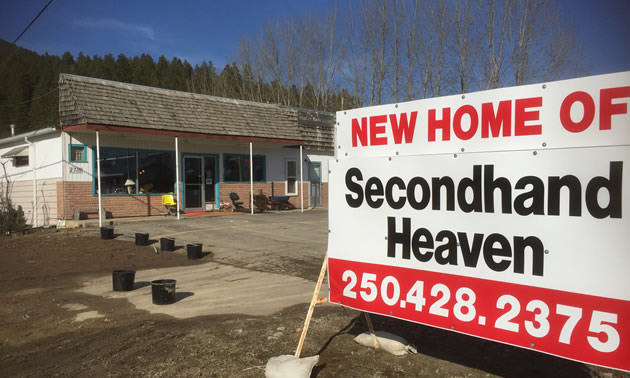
[58,74,334,150]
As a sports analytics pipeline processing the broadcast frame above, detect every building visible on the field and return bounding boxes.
[0,74,335,226]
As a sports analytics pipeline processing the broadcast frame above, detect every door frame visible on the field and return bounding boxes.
[181,153,219,212]
[309,161,322,207]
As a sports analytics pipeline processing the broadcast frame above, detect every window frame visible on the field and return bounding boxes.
[285,159,298,196]
[69,144,88,163]
[222,153,266,183]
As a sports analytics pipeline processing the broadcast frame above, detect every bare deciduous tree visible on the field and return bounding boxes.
[454,0,476,93]
[233,0,580,110]
[483,0,510,88]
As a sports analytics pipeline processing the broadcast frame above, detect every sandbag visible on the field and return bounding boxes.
[354,331,417,356]
[265,354,319,378]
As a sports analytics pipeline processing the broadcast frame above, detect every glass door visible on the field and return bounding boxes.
[184,156,203,211]
[310,162,321,207]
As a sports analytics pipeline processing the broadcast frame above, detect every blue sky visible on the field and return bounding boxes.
[0,0,629,75]
[0,0,335,68]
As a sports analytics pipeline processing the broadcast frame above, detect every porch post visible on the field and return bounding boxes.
[96,130,103,227]
[300,144,303,213]
[175,136,180,220]
[33,140,37,226]
[24,136,38,227]
[250,142,254,215]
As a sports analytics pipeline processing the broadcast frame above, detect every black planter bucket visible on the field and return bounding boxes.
[186,243,203,260]
[160,237,175,251]
[112,270,136,291]
[151,279,176,305]
[135,232,149,246]
[101,226,114,240]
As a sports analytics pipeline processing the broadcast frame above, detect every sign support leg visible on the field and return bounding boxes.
[364,312,380,349]
[295,252,328,358]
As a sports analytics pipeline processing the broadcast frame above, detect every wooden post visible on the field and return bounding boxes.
[250,142,254,215]
[175,136,180,220]
[96,131,102,227]
[295,252,328,358]
[364,312,380,349]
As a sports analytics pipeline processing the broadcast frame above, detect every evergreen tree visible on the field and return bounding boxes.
[0,37,350,137]
[115,54,132,82]
[103,54,117,80]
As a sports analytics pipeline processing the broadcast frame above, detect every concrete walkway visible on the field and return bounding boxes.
[79,262,321,319]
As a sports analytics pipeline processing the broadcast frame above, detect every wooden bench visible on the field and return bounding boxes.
[72,207,111,220]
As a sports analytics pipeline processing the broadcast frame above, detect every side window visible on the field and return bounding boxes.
[69,145,87,162]
[2,145,29,167]
[14,156,29,167]
[223,154,266,182]
[286,159,297,195]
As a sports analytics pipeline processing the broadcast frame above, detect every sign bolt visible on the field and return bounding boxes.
[461,148,465,152]
[542,84,547,89]
[461,95,465,99]
[542,142,547,147]
[454,154,458,158]
[533,151,538,156]
[530,343,535,348]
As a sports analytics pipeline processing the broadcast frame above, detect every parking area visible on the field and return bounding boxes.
[112,209,329,280]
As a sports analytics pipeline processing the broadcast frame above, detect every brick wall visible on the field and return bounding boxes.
[219,181,310,210]
[321,182,329,208]
[57,180,327,219]
[56,181,166,219]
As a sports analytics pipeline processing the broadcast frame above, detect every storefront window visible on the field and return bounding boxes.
[137,151,175,193]
[223,154,265,182]
[96,147,174,195]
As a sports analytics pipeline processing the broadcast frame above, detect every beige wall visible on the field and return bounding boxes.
[1,177,60,226]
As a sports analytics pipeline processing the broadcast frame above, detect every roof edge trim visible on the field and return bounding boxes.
[61,123,305,145]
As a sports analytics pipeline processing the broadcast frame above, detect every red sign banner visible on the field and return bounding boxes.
[329,258,630,371]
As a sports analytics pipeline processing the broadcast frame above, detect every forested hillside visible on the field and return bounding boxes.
[0,39,356,138]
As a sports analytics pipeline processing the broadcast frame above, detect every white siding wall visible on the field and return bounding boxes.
[0,133,63,182]
[0,132,63,226]
[7,178,60,226]
[304,151,332,183]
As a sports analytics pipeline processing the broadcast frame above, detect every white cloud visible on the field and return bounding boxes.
[74,18,156,40]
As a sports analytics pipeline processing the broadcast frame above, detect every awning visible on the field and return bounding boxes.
[1,145,29,158]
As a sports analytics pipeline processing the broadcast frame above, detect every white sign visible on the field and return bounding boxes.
[328,72,630,372]
[335,71,630,159]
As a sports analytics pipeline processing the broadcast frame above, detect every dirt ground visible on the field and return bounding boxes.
[0,228,628,377]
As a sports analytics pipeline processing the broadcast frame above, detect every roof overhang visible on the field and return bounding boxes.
[1,145,29,158]
[0,127,57,146]
[59,123,304,145]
